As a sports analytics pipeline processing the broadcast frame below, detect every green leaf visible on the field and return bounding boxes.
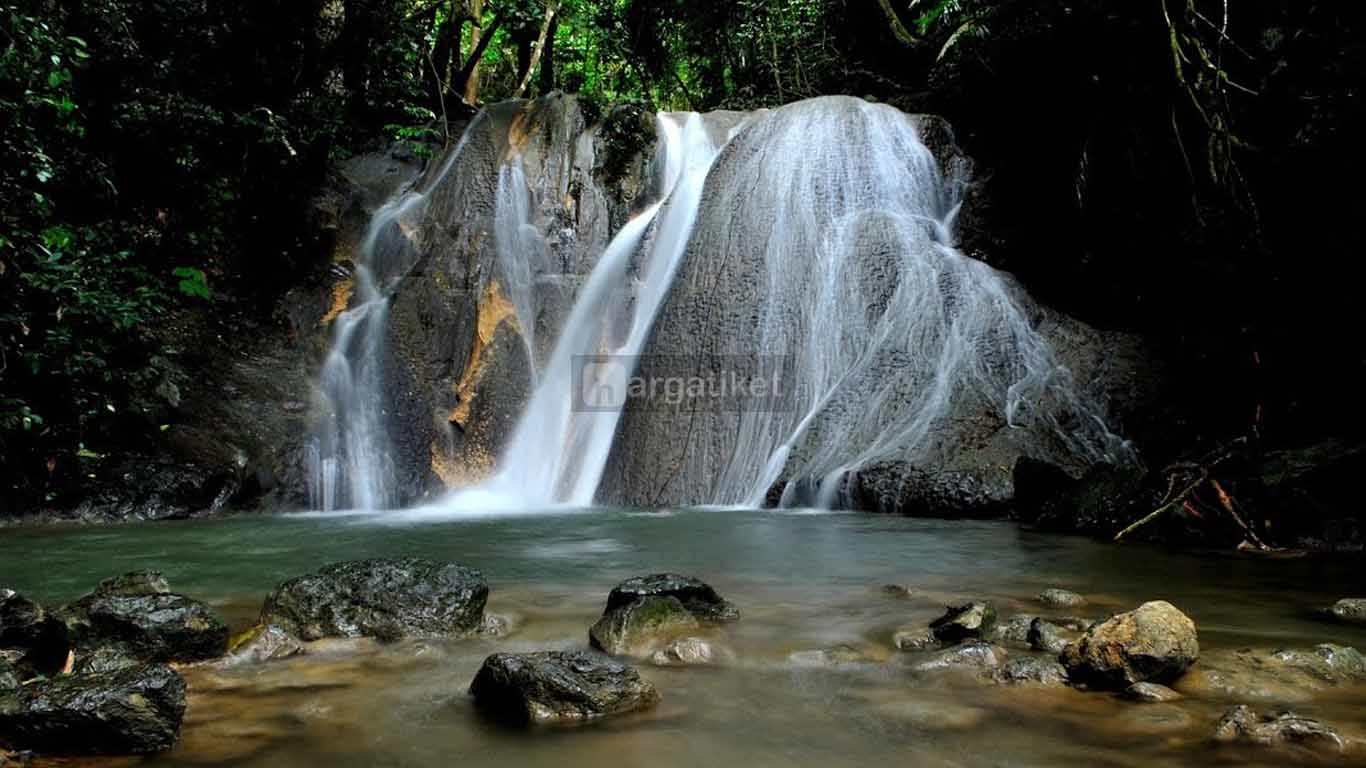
[172,266,212,299]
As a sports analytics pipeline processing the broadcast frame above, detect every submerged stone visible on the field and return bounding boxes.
[649,637,722,666]
[1123,682,1183,702]
[992,656,1069,686]
[469,651,659,725]
[222,624,305,666]
[1324,598,1366,624]
[1214,705,1345,752]
[893,627,940,651]
[929,602,996,644]
[1270,644,1366,683]
[910,640,1008,673]
[1060,601,1198,689]
[0,664,186,755]
[1038,589,1086,608]
[261,558,488,641]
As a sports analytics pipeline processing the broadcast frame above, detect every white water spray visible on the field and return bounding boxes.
[434,112,723,511]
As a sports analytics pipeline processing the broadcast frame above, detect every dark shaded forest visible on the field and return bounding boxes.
[2,0,1363,525]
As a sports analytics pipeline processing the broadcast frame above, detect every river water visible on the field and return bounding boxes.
[2,509,1364,766]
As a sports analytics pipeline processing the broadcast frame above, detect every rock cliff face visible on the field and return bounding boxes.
[377,95,662,504]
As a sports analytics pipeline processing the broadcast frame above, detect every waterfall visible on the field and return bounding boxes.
[432,111,723,512]
[315,95,1128,516]
[604,96,1130,508]
[308,117,486,511]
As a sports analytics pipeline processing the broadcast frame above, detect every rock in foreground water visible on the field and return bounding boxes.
[0,664,186,755]
[1061,601,1198,689]
[57,570,227,665]
[591,575,737,658]
[1214,705,1345,752]
[469,651,660,725]
[603,575,739,623]
[590,596,700,656]
[929,602,996,643]
[261,558,488,641]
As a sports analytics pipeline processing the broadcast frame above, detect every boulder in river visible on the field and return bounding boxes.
[929,602,997,643]
[1060,601,1198,689]
[603,574,739,623]
[260,558,489,641]
[590,575,736,658]
[469,651,660,725]
[0,664,186,755]
[56,570,227,664]
[589,596,700,657]
[1323,598,1366,624]
[1214,705,1345,752]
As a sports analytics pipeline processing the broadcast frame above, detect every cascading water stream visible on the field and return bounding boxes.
[308,118,487,511]
[430,112,722,512]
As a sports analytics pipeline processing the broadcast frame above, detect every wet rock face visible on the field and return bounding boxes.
[58,570,227,665]
[0,664,186,755]
[842,462,1011,519]
[1060,601,1198,689]
[1325,598,1366,624]
[261,558,488,642]
[894,627,940,651]
[930,602,997,644]
[604,574,740,623]
[81,594,227,663]
[469,651,660,725]
[1214,705,1345,752]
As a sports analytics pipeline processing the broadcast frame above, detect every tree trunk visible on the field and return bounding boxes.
[455,10,503,104]
[512,0,560,99]
[462,0,485,104]
[539,16,558,93]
